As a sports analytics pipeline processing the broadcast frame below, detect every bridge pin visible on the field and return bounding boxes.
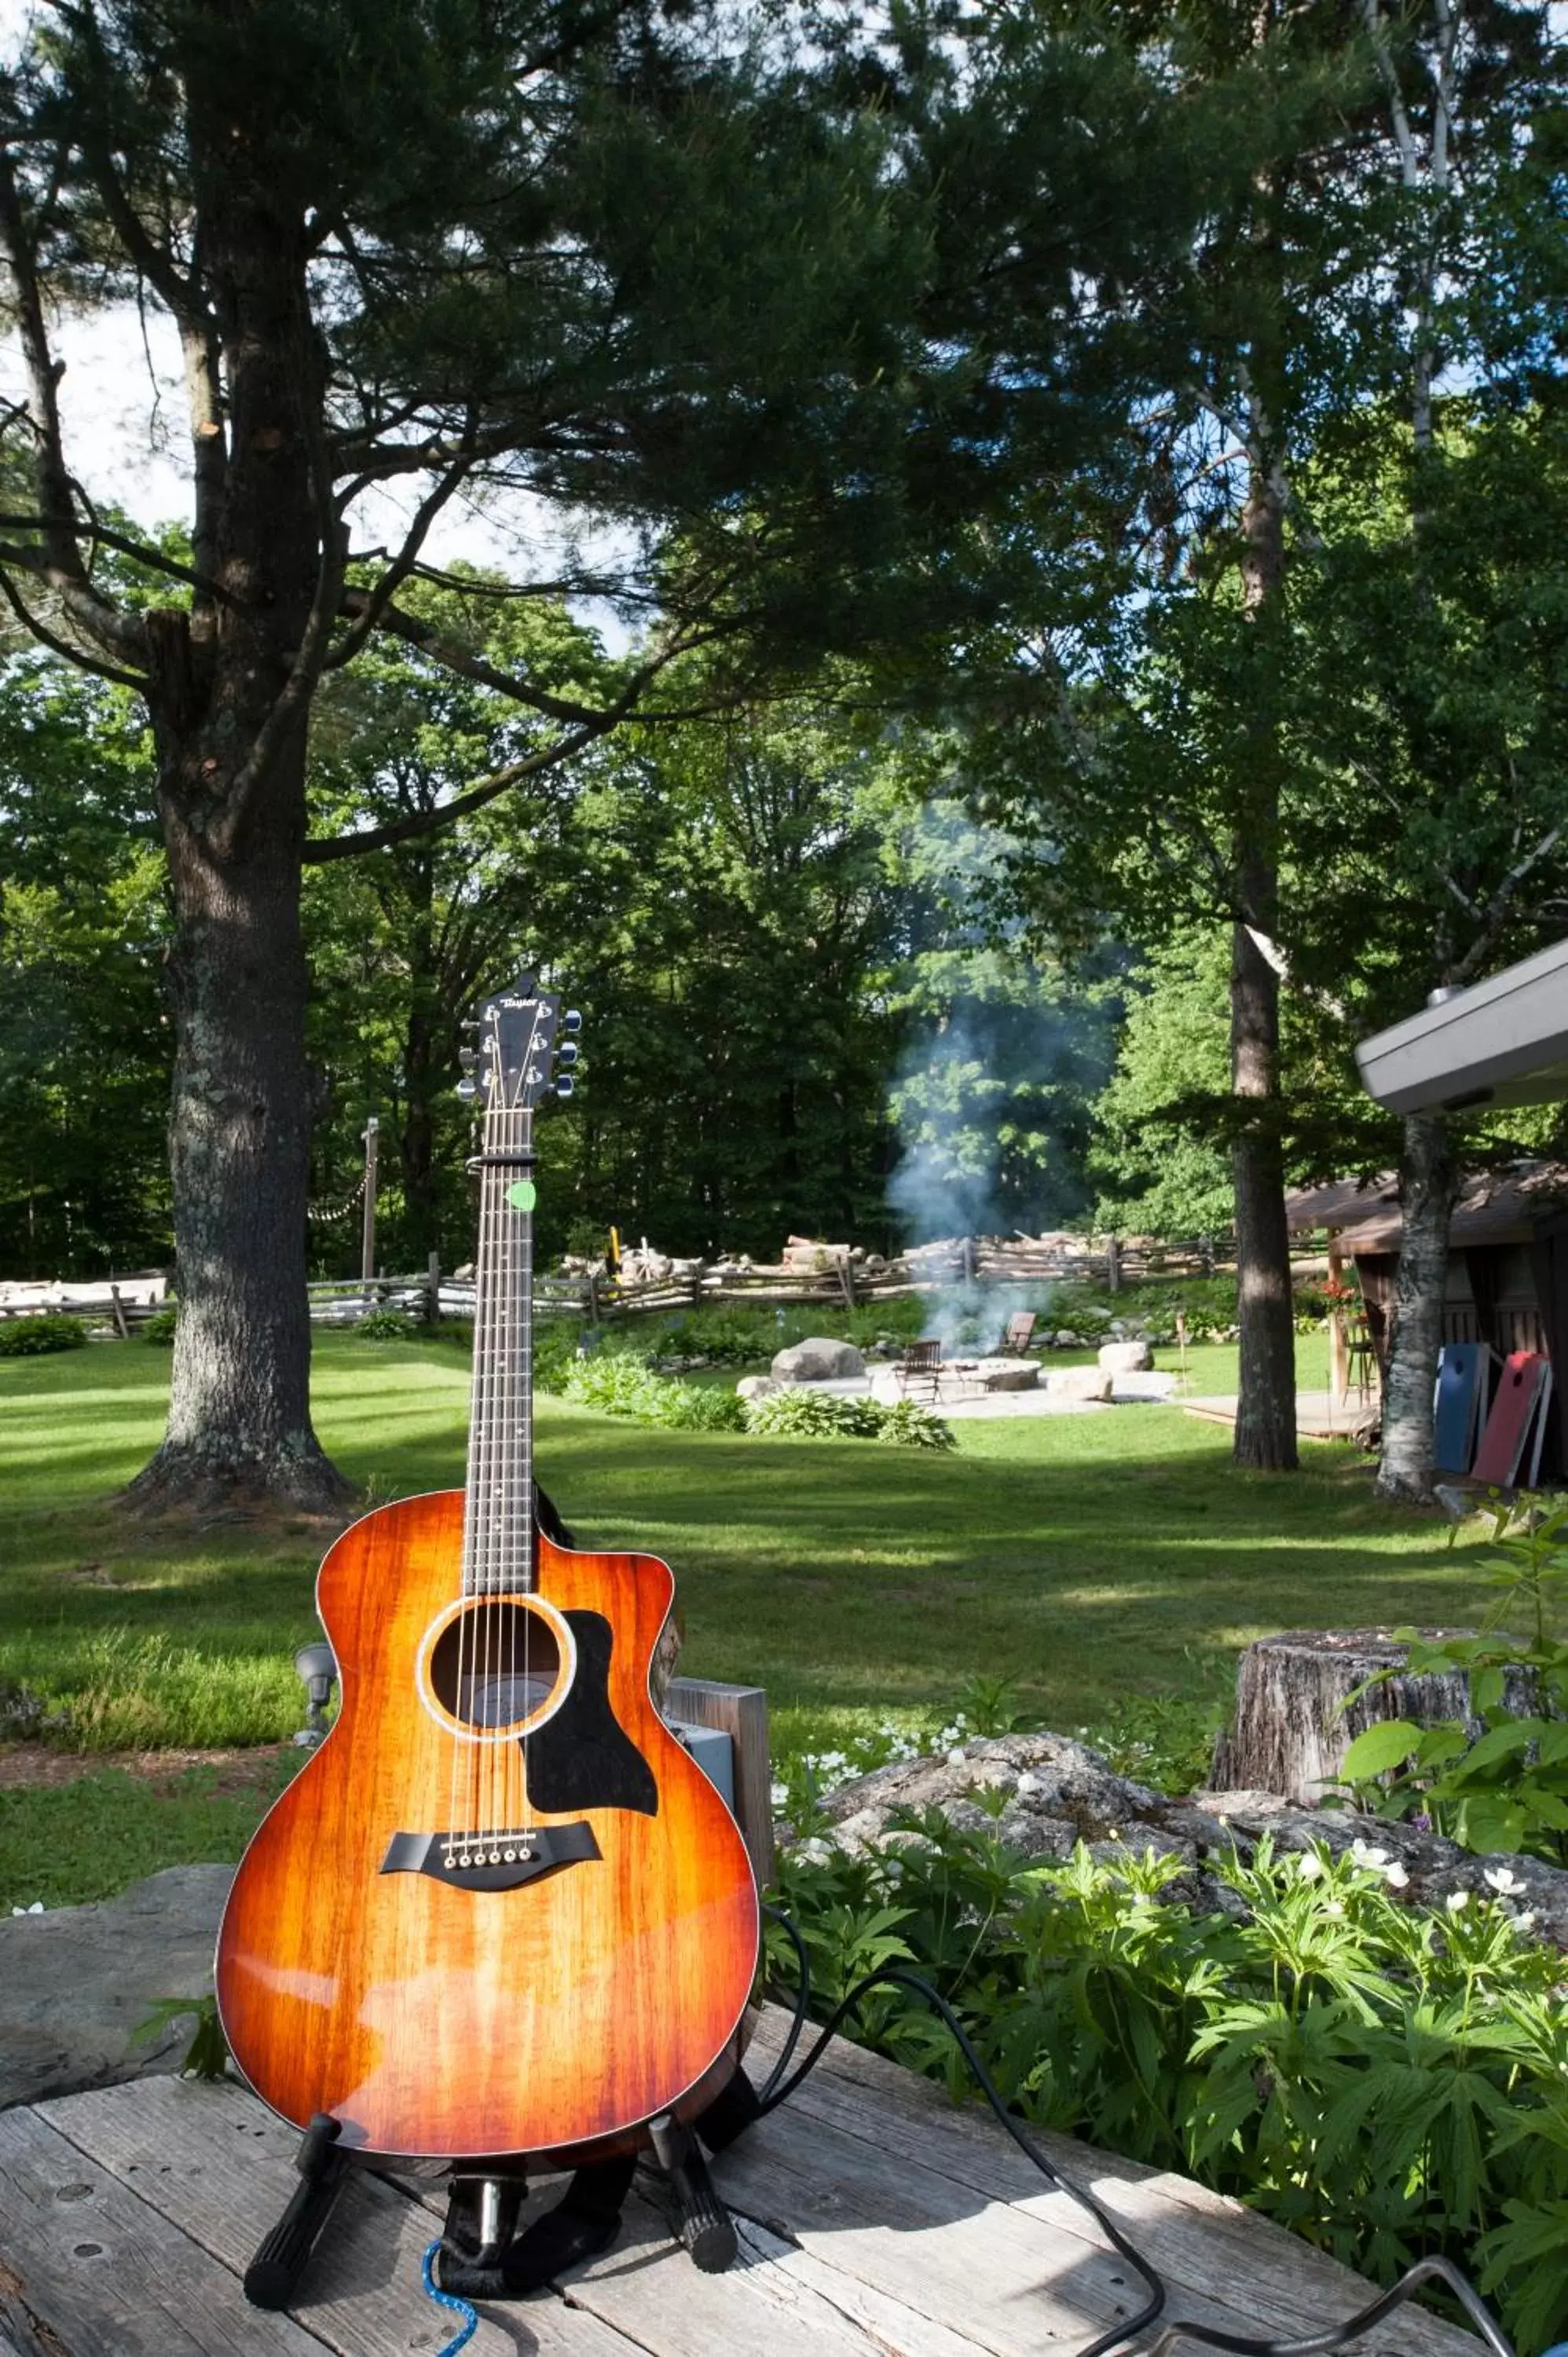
[504,1847,516,1861]
[458,1852,472,1869]
[489,1849,501,1864]
[518,1847,533,1862]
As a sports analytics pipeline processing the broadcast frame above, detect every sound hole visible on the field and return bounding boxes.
[428,1602,562,1732]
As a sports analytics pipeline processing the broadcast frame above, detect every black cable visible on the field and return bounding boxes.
[757,1908,1515,2357]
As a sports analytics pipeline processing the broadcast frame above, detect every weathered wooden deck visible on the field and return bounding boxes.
[0,2007,1479,2357]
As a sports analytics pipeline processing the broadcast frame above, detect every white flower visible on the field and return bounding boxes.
[1445,1890,1470,1914]
[1483,1866,1526,1896]
[1350,1839,1389,1871]
[1016,1772,1041,1797]
[1511,1911,1537,1936]
[946,1747,967,1767]
[1324,1901,1346,1918]
[770,1781,788,1809]
[10,1901,43,1916]
[1383,1861,1410,1890]
[1295,1853,1324,1882]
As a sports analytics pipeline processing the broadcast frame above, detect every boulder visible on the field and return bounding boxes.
[1043,1366,1113,1402]
[771,1337,866,1383]
[1052,1329,1083,1349]
[972,1358,1039,1392]
[813,1733,1568,1946]
[736,1375,779,1401]
[1099,1338,1154,1374]
[0,1864,236,2110]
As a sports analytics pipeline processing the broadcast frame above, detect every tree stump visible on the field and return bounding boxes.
[1210,1628,1536,1804]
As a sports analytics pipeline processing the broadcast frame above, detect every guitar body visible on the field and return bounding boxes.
[216,1490,759,2158]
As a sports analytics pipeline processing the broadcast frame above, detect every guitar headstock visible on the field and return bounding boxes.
[458,971,581,1113]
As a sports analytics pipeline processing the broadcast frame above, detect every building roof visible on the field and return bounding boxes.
[1287,1164,1568,1252]
[1355,937,1568,1115]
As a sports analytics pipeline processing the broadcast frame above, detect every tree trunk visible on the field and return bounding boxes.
[1213,1626,1536,1804]
[1231,916,1298,1469]
[123,130,350,1513]
[126,813,345,1511]
[1229,407,1296,1472]
[1375,1109,1456,1504]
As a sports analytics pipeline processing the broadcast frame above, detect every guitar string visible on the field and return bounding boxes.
[450,1063,482,1857]
[519,1094,534,1846]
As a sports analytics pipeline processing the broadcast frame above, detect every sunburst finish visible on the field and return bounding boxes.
[217,1491,759,2157]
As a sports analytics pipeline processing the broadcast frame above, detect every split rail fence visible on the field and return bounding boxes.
[4,1232,1315,1331]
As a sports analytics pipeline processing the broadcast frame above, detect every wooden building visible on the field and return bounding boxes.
[1287,1165,1568,1468]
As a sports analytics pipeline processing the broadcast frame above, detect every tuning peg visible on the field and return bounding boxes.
[456,1078,479,1102]
[458,1047,477,1072]
[563,1009,583,1035]
[558,1043,578,1069]
[555,1076,575,1100]
[460,1017,480,1033]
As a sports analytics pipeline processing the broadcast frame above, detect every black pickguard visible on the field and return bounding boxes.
[522,1608,658,1816]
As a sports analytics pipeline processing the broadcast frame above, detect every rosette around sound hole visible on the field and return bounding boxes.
[427,1600,564,1732]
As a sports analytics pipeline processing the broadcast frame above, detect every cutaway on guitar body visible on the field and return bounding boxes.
[217,955,757,2168]
[216,1496,760,2159]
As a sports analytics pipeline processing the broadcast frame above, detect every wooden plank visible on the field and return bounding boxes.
[667,1677,774,1888]
[743,2010,1476,2357]
[545,2186,903,2357]
[709,2085,1159,2357]
[389,2150,986,2357]
[0,2105,327,2357]
[40,2077,639,2357]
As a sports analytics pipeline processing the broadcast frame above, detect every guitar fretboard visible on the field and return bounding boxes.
[461,1101,535,1594]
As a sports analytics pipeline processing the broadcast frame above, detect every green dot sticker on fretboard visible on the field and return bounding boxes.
[506,1180,537,1211]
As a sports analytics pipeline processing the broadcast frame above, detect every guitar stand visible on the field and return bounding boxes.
[245,2071,761,2311]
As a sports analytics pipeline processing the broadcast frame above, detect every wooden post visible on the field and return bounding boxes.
[1105,1234,1121,1293]
[426,1252,441,1324]
[587,1269,600,1326]
[108,1282,130,1340]
[360,1116,379,1285]
[666,1677,774,1890]
[837,1252,855,1308]
[962,1235,976,1285]
[1326,1229,1348,1402]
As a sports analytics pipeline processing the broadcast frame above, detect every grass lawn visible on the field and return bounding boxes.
[0,1322,1504,1908]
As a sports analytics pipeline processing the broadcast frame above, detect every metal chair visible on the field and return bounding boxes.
[898,1339,943,1402]
[1343,1313,1378,1406]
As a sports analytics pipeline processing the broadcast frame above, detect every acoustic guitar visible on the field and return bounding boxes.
[216,973,759,2158]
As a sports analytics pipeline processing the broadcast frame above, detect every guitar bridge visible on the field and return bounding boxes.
[379,1821,599,1891]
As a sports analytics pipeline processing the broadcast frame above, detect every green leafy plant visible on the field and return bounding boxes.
[742,1387,955,1449]
[130,1992,230,2081]
[1339,1499,1568,1862]
[768,1824,1566,2352]
[874,1399,958,1452]
[0,1313,87,1356]
[140,1303,179,1343]
[354,1307,419,1342]
[742,1387,877,1440]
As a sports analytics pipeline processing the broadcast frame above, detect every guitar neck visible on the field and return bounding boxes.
[462,1101,536,1595]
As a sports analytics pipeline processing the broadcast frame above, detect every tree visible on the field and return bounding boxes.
[0,651,168,1274]
[0,0,1215,1505]
[0,0,958,1505]
[948,0,1563,1484]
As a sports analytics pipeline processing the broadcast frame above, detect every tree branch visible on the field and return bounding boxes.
[0,142,148,672]
[302,725,602,862]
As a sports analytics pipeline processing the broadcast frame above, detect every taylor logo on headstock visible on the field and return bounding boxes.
[458,970,581,1116]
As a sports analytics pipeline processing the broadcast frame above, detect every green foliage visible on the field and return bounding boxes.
[1338,1501,1568,1864]
[769,1825,1567,2352]
[140,1304,178,1344]
[130,1992,230,2082]
[741,1387,955,1450]
[0,1314,87,1357]
[354,1307,421,1343]
[873,1399,959,1453]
